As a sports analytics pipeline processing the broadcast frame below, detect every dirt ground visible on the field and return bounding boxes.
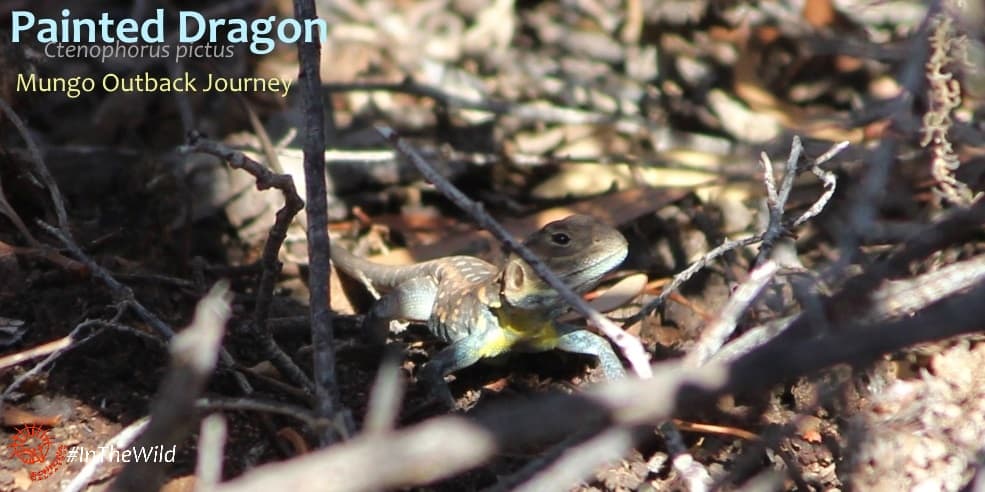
[2,0,985,490]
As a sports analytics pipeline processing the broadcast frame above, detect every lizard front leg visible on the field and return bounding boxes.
[364,276,438,344]
[418,316,508,407]
[555,326,626,380]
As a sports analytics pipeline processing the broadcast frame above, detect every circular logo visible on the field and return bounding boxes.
[7,424,51,465]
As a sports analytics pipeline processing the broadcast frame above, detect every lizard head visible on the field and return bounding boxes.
[501,214,628,310]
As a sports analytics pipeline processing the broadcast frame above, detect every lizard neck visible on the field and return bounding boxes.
[499,259,564,312]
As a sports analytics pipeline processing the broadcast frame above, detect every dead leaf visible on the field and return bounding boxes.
[585,274,648,311]
[803,0,836,28]
[12,468,31,490]
[732,33,866,142]
[532,162,720,199]
[3,407,62,427]
[161,476,196,492]
[246,361,281,380]
[482,378,509,392]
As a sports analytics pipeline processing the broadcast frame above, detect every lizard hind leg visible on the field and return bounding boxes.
[363,277,438,345]
[555,327,627,380]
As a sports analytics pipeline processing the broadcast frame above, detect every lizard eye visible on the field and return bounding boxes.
[551,232,571,245]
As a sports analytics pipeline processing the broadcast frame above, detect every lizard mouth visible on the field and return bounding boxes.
[562,247,629,292]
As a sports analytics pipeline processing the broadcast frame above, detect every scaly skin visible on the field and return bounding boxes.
[331,214,629,405]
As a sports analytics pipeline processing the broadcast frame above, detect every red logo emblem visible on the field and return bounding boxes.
[7,424,67,481]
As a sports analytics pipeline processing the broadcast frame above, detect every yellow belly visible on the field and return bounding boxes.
[479,307,559,358]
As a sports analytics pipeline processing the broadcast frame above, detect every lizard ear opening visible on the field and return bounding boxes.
[502,261,527,307]
[504,261,524,292]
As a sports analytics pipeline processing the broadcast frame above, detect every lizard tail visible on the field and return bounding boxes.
[329,241,426,289]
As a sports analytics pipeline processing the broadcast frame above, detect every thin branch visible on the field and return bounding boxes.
[1,318,168,403]
[63,418,150,492]
[363,346,406,434]
[1,320,106,401]
[775,139,800,215]
[38,221,175,339]
[512,427,638,492]
[185,135,313,392]
[292,0,346,446]
[684,261,779,368]
[39,217,257,404]
[754,137,803,267]
[861,253,985,323]
[768,198,985,348]
[110,282,233,492]
[0,335,71,371]
[761,151,779,206]
[792,152,839,228]
[0,96,70,233]
[713,201,985,364]
[197,397,324,429]
[624,235,761,325]
[630,138,845,323]
[658,264,781,492]
[195,414,228,492]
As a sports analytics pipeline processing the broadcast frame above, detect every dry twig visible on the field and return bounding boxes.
[38,221,176,339]
[195,414,228,492]
[1,318,165,403]
[185,135,312,392]
[64,418,150,492]
[362,346,406,435]
[292,0,347,445]
[684,261,780,368]
[110,282,233,492]
[0,96,71,234]
[713,200,985,364]
[629,137,844,324]
[196,397,324,430]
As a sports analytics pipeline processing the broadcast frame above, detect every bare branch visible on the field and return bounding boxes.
[632,137,845,322]
[38,221,175,339]
[684,261,779,368]
[185,136,312,392]
[0,96,71,233]
[64,418,150,492]
[754,136,803,267]
[363,347,406,435]
[110,282,233,492]
[626,235,761,325]
[195,414,228,492]
[292,0,347,445]
[196,397,324,429]
[512,427,637,492]
[0,335,71,371]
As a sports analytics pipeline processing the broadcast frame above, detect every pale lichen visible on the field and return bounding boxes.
[920,11,979,207]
